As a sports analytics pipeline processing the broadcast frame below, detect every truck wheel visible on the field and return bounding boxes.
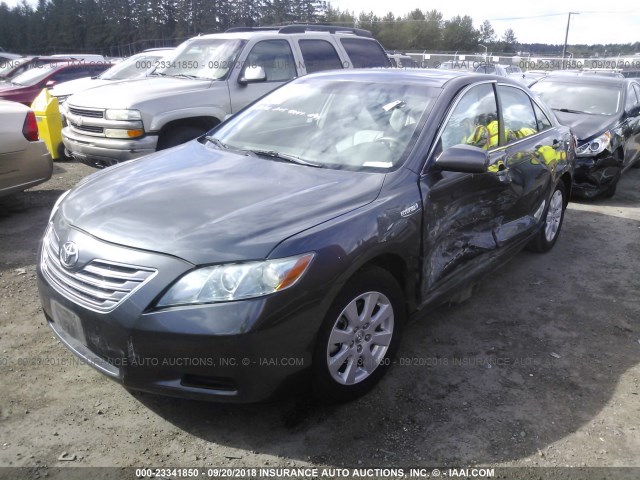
[312,266,405,403]
[158,126,207,150]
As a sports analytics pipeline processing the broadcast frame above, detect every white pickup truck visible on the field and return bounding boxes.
[61,25,390,168]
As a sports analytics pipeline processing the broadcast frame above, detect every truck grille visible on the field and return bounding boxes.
[69,121,104,134]
[68,106,104,118]
[41,226,157,313]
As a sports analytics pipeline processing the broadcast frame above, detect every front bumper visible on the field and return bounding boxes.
[37,222,321,402]
[571,153,621,199]
[61,127,158,169]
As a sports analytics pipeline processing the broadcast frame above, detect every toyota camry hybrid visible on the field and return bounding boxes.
[38,70,575,403]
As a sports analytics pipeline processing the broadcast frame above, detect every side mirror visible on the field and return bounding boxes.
[239,65,266,84]
[435,144,489,173]
[45,80,56,88]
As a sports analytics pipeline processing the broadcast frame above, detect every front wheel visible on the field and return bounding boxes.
[312,267,405,403]
[527,182,566,253]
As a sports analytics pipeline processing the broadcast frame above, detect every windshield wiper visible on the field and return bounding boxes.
[552,108,589,114]
[148,71,166,77]
[204,136,230,149]
[170,73,200,79]
[248,149,324,168]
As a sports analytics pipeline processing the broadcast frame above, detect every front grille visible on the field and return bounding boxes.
[41,226,157,313]
[68,106,104,118]
[69,121,103,134]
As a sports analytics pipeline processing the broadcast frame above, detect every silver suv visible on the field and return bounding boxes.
[61,25,390,168]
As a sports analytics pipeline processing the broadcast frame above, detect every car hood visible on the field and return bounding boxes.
[67,76,213,109]
[554,111,618,141]
[50,77,103,97]
[60,141,386,265]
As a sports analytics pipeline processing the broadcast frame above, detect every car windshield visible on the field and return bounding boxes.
[100,52,167,80]
[151,39,243,80]
[10,63,59,86]
[531,80,622,115]
[211,78,440,171]
[0,59,24,78]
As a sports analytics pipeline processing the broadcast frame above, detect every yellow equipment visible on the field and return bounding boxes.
[31,89,64,160]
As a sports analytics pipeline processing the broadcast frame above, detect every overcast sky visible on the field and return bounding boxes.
[1,0,638,46]
[329,0,640,46]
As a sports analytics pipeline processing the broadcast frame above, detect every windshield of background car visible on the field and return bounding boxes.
[10,62,60,86]
[531,80,622,115]
[0,59,23,78]
[100,53,166,80]
[151,39,243,80]
[213,78,440,171]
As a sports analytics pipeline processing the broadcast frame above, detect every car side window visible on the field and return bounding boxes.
[532,101,553,132]
[340,38,390,68]
[625,83,638,110]
[51,67,93,83]
[498,85,539,143]
[244,40,296,82]
[633,84,640,106]
[439,83,499,152]
[298,40,343,74]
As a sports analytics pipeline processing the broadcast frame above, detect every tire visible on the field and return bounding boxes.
[312,266,405,403]
[157,126,207,150]
[602,180,618,198]
[527,182,566,253]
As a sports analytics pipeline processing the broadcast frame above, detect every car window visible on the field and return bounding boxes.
[245,40,296,82]
[340,38,390,68]
[440,83,499,152]
[625,83,638,110]
[298,40,343,74]
[530,80,622,116]
[633,84,640,105]
[532,101,553,131]
[51,67,93,83]
[498,85,539,143]
[214,79,439,171]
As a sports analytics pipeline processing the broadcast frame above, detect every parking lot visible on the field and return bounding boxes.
[0,160,639,473]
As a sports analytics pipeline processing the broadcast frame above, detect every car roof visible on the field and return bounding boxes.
[302,68,521,88]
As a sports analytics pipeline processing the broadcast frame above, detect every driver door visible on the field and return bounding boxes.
[419,82,512,299]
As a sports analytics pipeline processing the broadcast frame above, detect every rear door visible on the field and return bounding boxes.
[493,84,565,245]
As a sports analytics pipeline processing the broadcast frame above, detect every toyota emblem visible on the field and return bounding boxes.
[59,241,79,268]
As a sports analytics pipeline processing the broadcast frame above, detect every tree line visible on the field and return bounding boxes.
[0,1,638,58]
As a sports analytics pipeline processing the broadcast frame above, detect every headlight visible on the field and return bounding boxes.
[104,109,142,121]
[49,190,70,221]
[104,128,144,138]
[157,253,315,307]
[576,131,611,157]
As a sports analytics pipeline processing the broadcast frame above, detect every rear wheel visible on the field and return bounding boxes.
[312,267,405,403]
[527,182,566,253]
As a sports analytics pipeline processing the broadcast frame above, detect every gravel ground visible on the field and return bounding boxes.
[0,160,639,478]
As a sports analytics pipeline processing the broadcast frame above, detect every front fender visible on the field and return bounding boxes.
[149,106,228,132]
